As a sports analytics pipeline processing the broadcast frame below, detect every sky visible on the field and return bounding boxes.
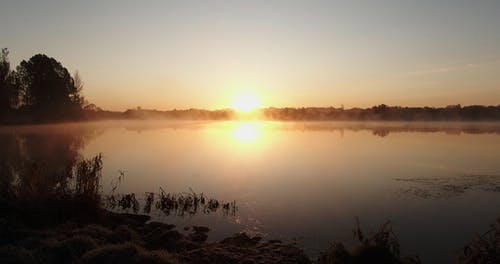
[1,0,499,110]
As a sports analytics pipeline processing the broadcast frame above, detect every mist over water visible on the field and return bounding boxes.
[1,120,499,263]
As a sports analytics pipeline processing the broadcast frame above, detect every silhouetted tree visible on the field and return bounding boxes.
[0,48,19,114]
[16,54,83,119]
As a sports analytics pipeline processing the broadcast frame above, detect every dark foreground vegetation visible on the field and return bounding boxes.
[0,155,309,264]
[1,154,498,263]
[1,48,500,125]
[0,48,84,124]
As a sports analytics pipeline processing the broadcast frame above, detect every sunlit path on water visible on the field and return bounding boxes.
[232,121,269,143]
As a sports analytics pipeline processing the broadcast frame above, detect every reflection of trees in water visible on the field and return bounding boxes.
[0,125,101,192]
[286,122,500,137]
[395,175,500,199]
[0,124,237,218]
[117,121,500,138]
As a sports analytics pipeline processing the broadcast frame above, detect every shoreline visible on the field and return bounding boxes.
[3,203,496,264]
[1,204,311,264]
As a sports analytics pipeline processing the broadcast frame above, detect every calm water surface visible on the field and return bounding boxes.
[2,120,500,262]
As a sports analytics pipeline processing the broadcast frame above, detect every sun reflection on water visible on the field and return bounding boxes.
[232,122,262,143]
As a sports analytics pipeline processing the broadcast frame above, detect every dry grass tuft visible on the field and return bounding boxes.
[81,243,179,264]
[318,218,421,264]
[458,219,500,264]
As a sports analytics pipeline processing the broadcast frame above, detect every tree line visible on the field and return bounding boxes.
[0,48,84,123]
[1,48,499,123]
[260,104,500,121]
[121,104,500,121]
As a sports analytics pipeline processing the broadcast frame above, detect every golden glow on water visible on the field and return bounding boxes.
[232,122,263,143]
[201,121,274,153]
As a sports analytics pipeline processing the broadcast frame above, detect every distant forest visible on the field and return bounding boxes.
[117,105,500,121]
[1,49,499,124]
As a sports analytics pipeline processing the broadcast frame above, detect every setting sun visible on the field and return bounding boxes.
[231,92,261,112]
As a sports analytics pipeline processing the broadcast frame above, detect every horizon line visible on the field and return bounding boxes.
[99,103,500,113]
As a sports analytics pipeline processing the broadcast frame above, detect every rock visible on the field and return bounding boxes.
[251,236,262,243]
[120,213,151,224]
[104,212,151,227]
[188,232,208,243]
[221,233,258,247]
[144,228,184,250]
[179,237,312,264]
[175,238,200,251]
[192,226,210,233]
[146,222,175,231]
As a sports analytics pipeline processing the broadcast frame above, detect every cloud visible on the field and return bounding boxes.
[407,59,500,76]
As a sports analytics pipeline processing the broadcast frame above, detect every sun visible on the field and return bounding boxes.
[231,92,261,112]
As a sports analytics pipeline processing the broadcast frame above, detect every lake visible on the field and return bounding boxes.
[1,120,499,262]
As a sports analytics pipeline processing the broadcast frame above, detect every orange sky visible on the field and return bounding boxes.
[1,1,499,110]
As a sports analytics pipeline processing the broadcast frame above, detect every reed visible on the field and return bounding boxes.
[74,154,102,201]
[318,218,421,264]
[458,219,500,263]
[0,154,105,224]
[106,186,237,217]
